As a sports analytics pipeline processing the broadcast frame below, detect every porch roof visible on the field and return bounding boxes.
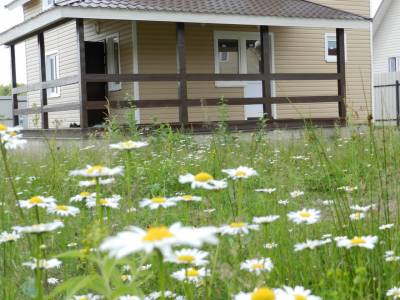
[0,0,371,45]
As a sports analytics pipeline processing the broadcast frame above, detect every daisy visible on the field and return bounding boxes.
[165,248,209,266]
[337,186,358,192]
[387,287,400,299]
[0,124,27,150]
[240,257,274,275]
[119,296,141,300]
[380,224,395,230]
[253,215,280,224]
[384,251,400,262]
[110,140,148,150]
[336,236,378,249]
[139,197,177,210]
[79,178,115,187]
[234,287,282,300]
[145,291,184,300]
[264,242,278,249]
[222,166,257,180]
[278,200,289,206]
[276,286,321,300]
[219,222,259,236]
[73,294,102,300]
[0,231,21,244]
[13,220,64,234]
[287,209,320,224]
[86,195,121,209]
[255,188,276,194]
[70,192,96,203]
[179,172,227,190]
[22,258,62,270]
[69,165,124,178]
[294,239,331,252]
[170,195,202,202]
[19,195,56,209]
[350,212,365,221]
[290,190,304,198]
[47,277,60,285]
[47,204,80,217]
[350,204,376,212]
[171,267,209,285]
[100,223,218,258]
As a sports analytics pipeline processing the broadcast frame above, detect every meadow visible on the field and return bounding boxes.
[1,122,400,300]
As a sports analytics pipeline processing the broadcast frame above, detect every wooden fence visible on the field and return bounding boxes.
[374,72,400,124]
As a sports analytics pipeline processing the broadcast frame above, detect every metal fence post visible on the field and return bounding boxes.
[396,80,400,127]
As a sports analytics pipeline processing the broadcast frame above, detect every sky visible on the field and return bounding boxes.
[0,0,385,85]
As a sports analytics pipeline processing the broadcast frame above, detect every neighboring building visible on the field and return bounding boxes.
[0,0,371,131]
[0,96,27,127]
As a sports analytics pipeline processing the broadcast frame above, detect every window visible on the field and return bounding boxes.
[106,35,121,91]
[217,39,239,74]
[42,0,54,10]
[45,52,60,98]
[388,57,400,72]
[325,33,347,63]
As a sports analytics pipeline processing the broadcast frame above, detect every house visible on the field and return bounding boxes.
[0,0,372,131]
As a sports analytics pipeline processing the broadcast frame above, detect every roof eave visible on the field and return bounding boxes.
[373,0,392,35]
[5,0,31,10]
[0,6,371,45]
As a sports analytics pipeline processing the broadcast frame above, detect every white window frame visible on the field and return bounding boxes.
[214,31,261,87]
[325,33,347,63]
[42,0,54,11]
[388,57,400,73]
[45,50,60,98]
[106,33,122,92]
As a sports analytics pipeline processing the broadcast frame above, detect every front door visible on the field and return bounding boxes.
[244,81,264,119]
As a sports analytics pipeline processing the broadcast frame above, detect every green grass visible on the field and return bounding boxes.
[1,123,400,299]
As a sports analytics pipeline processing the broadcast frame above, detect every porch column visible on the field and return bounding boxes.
[176,22,188,124]
[9,45,19,126]
[38,32,49,129]
[260,26,273,119]
[336,28,347,120]
[76,18,88,129]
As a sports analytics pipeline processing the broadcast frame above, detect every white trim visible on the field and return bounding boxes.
[42,0,55,11]
[373,0,392,34]
[45,50,60,98]
[0,6,370,45]
[370,22,375,123]
[324,32,347,63]
[132,21,140,123]
[5,0,31,10]
[106,32,122,92]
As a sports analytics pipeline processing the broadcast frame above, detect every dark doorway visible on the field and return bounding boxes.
[85,41,108,127]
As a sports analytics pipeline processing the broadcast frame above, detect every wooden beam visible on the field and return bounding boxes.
[336,28,347,120]
[38,32,48,129]
[9,45,19,126]
[12,76,79,95]
[260,25,272,119]
[176,22,188,124]
[76,19,88,129]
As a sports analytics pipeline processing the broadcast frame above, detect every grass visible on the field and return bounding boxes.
[1,122,400,299]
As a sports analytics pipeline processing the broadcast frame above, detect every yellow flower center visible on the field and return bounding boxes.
[142,226,174,242]
[56,205,68,212]
[235,170,247,177]
[87,165,104,174]
[295,295,307,300]
[121,275,129,282]
[230,222,245,228]
[194,172,213,182]
[151,197,167,204]
[78,297,88,300]
[351,237,366,245]
[353,213,361,219]
[0,124,7,131]
[186,268,199,277]
[251,263,264,270]
[29,196,44,204]
[99,199,109,205]
[79,192,91,197]
[177,255,195,263]
[299,212,311,218]
[251,288,276,300]
[9,131,17,137]
[182,195,193,201]
[121,141,134,148]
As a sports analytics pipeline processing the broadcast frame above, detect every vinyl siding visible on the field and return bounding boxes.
[309,0,370,17]
[22,0,41,20]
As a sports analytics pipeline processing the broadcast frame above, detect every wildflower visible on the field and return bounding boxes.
[171,267,209,285]
[100,223,218,258]
[240,258,274,275]
[222,166,257,180]
[336,236,378,249]
[0,124,27,150]
[294,239,331,251]
[287,209,320,224]
[350,204,376,212]
[321,200,334,206]
[139,197,177,210]
[47,277,60,285]
[253,215,280,224]
[119,296,141,300]
[110,140,148,150]
[379,224,394,230]
[264,242,278,249]
[69,165,123,178]
[290,190,304,198]
[276,286,321,300]
[70,192,96,203]
[0,231,21,244]
[13,220,64,234]
[219,222,259,235]
[387,287,400,299]
[350,212,365,221]
[255,188,276,194]
[234,287,281,300]
[179,172,227,190]
[73,294,102,300]
[166,248,209,266]
[145,291,184,300]
[337,186,358,192]
[121,274,132,282]
[170,195,202,202]
[87,195,121,209]
[19,195,56,209]
[385,251,400,262]
[278,200,289,206]
[47,204,80,217]
[22,258,62,270]
[79,178,115,187]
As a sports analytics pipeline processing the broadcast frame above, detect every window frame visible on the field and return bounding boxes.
[42,0,54,11]
[388,57,399,73]
[106,33,122,92]
[45,50,60,98]
[325,33,347,63]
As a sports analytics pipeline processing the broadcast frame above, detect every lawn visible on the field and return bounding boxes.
[1,123,400,300]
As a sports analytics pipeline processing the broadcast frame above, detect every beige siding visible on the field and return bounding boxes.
[22,0,41,20]
[309,0,370,17]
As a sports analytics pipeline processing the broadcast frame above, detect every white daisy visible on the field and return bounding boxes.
[350,204,376,212]
[276,286,321,300]
[100,223,218,258]
[336,236,378,249]
[350,212,365,221]
[79,178,115,187]
[69,165,123,178]
[19,195,56,209]
[264,242,278,249]
[219,222,259,236]
[384,251,400,262]
[337,186,358,192]
[139,197,177,210]
[22,258,62,270]
[252,215,280,224]
[70,192,96,203]
[13,220,64,234]
[222,166,257,180]
[290,190,304,198]
[110,140,148,150]
[171,267,209,285]
[145,291,184,300]
[72,294,102,300]
[294,239,331,252]
[255,188,276,194]
[234,288,282,300]
[240,257,274,275]
[379,224,394,230]
[278,200,289,206]
[47,204,80,217]
[287,209,320,224]
[165,248,209,266]
[86,195,121,209]
[119,296,141,300]
[47,277,60,285]
[387,287,400,299]
[0,231,21,244]
[179,172,227,190]
[170,195,202,202]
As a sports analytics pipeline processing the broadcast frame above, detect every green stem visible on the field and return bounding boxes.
[156,249,166,300]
